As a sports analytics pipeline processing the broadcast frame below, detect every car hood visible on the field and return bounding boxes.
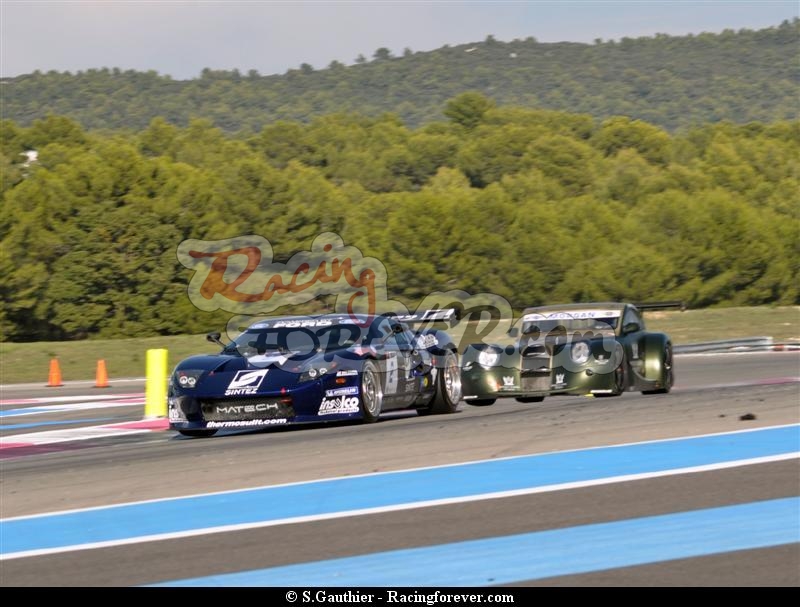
[171,349,363,396]
[519,332,615,354]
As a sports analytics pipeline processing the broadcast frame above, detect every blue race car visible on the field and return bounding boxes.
[168,310,462,437]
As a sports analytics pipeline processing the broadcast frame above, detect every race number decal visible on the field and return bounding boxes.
[385,354,399,394]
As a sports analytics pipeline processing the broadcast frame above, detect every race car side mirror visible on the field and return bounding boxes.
[376,325,404,347]
[206,332,225,347]
[508,328,519,338]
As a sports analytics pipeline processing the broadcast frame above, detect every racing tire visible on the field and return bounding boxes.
[360,360,384,423]
[467,398,496,406]
[516,396,545,403]
[642,344,674,395]
[420,350,462,415]
[596,354,627,398]
[178,429,218,438]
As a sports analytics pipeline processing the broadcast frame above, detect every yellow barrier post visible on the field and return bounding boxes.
[145,349,168,419]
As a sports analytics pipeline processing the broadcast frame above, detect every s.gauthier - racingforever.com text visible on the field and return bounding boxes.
[294,590,515,604]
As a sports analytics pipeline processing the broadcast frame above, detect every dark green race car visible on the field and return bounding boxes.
[461,302,680,405]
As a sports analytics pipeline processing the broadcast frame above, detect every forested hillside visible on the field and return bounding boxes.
[2,98,798,341]
[1,20,798,132]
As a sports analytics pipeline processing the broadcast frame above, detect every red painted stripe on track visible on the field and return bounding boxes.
[107,419,169,430]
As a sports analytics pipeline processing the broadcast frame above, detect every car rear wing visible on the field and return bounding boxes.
[395,309,460,327]
[635,301,686,312]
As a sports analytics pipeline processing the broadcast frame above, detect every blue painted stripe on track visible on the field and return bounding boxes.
[0,407,51,418]
[1,418,115,431]
[2,425,798,555]
[156,497,800,586]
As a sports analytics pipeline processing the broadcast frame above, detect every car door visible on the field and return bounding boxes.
[369,318,413,407]
[620,306,646,384]
[386,323,419,406]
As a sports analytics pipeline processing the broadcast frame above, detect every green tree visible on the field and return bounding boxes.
[443,92,495,130]
[592,116,671,164]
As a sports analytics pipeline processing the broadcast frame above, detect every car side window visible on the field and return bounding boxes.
[623,307,644,331]
[365,317,393,345]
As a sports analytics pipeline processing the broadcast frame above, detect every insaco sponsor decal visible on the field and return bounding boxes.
[318,396,360,415]
[206,419,288,428]
[325,386,359,397]
[336,369,358,377]
[224,369,268,396]
[215,402,279,415]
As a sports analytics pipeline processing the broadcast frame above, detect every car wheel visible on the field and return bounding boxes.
[360,360,384,423]
[421,350,462,415]
[516,396,545,403]
[643,344,673,394]
[467,398,496,406]
[178,429,218,438]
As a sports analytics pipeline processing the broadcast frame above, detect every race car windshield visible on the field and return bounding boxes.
[228,325,363,357]
[522,317,619,335]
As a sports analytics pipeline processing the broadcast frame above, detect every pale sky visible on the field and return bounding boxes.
[1,1,797,79]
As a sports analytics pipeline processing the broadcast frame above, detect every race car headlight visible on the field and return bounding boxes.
[570,342,591,365]
[477,349,500,368]
[174,370,203,389]
[298,366,329,383]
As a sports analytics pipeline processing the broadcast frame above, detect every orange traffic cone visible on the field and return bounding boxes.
[47,358,63,387]
[94,359,110,388]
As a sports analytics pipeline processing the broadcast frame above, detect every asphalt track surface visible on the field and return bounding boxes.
[0,352,798,586]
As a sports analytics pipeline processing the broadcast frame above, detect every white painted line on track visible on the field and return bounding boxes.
[2,452,796,561]
[1,400,144,418]
[0,378,146,390]
[4,423,798,521]
[1,418,168,448]
[1,393,144,406]
[1,426,153,447]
